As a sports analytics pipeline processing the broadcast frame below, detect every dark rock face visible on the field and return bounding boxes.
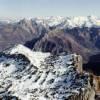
[32,27,100,63]
[0,95,19,100]
[33,29,90,62]
[83,54,100,75]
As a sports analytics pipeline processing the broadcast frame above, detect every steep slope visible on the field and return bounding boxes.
[0,18,46,51]
[33,29,90,62]
[0,44,95,100]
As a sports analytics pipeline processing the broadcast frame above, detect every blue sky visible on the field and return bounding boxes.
[0,0,100,19]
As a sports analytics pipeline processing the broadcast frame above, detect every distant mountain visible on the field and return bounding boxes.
[33,16,100,28]
[0,16,100,63]
[0,44,95,100]
[26,27,100,63]
[0,18,46,51]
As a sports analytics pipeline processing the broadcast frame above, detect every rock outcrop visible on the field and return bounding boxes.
[72,54,83,74]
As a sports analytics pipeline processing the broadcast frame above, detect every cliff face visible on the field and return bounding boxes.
[67,87,95,100]
[69,54,95,100]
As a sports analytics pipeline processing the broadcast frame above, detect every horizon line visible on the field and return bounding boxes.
[0,15,100,20]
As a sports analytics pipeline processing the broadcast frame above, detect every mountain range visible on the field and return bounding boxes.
[0,16,100,99]
[0,16,100,64]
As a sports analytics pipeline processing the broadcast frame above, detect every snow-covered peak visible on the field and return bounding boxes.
[32,16,100,28]
[32,16,65,27]
[68,16,99,27]
[0,16,100,28]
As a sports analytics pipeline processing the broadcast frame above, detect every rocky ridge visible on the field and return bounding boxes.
[0,44,95,100]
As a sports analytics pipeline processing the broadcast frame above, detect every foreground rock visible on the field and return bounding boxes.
[0,44,95,100]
